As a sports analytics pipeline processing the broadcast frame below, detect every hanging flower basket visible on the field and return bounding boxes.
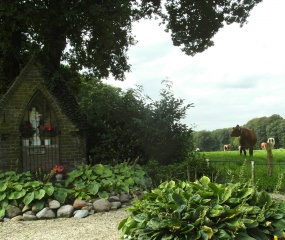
[20,122,36,138]
[40,124,57,137]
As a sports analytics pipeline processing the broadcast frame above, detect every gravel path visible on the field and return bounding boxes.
[0,208,130,240]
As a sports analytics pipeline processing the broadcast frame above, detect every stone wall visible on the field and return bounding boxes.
[0,59,87,173]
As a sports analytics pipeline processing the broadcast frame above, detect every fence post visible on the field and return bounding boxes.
[266,142,273,177]
[187,166,190,181]
[251,161,254,184]
[205,159,209,168]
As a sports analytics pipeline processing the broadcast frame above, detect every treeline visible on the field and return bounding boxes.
[192,114,285,151]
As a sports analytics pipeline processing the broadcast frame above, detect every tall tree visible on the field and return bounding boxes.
[78,78,193,165]
[0,0,262,94]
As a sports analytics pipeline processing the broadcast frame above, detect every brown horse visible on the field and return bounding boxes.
[231,125,257,156]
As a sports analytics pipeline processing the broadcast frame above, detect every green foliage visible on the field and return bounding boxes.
[32,165,56,183]
[119,177,285,239]
[140,80,194,165]
[0,171,69,219]
[143,152,215,188]
[78,79,193,165]
[0,1,261,94]
[245,114,285,148]
[193,130,217,151]
[65,162,151,201]
[0,162,150,219]
[78,78,147,163]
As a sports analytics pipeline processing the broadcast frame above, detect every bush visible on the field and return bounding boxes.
[65,162,151,200]
[119,176,285,239]
[143,152,216,188]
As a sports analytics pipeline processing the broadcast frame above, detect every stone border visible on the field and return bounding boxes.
[3,193,132,221]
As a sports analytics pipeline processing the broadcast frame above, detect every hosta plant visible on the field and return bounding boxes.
[119,176,285,239]
[0,171,69,219]
[65,162,151,200]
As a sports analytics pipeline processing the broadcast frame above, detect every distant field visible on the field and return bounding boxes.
[200,149,285,192]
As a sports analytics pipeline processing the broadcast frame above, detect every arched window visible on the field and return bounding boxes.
[20,91,60,172]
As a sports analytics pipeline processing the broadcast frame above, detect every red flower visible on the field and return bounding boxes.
[40,125,52,131]
[52,165,64,174]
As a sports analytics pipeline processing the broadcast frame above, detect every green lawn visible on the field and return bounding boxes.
[200,149,285,192]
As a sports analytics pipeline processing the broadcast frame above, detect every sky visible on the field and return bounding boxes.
[104,0,285,132]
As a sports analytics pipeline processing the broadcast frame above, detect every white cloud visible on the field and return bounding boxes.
[105,0,285,131]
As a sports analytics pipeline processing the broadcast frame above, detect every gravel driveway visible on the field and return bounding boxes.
[0,208,130,240]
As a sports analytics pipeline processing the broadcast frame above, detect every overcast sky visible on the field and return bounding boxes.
[104,0,285,131]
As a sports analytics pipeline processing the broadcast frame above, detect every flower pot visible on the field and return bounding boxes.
[44,139,51,146]
[22,139,30,146]
[55,173,63,181]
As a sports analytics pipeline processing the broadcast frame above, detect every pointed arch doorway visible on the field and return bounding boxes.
[20,91,60,172]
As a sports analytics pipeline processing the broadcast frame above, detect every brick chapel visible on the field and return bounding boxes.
[0,57,87,173]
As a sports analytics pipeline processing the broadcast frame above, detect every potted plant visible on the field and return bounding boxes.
[52,165,65,181]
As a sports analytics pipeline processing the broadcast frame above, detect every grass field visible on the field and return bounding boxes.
[200,149,285,192]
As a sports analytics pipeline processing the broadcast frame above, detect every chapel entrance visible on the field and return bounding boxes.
[19,92,60,172]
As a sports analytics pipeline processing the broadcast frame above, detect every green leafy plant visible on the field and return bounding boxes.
[65,162,151,200]
[0,162,150,219]
[33,165,56,182]
[119,176,285,239]
[0,171,69,219]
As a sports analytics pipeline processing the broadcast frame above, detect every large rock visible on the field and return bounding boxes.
[110,201,121,210]
[73,199,88,209]
[36,207,56,219]
[93,199,111,212]
[74,210,89,218]
[108,196,120,202]
[6,204,22,218]
[49,200,61,209]
[119,193,130,203]
[57,205,74,218]
[23,211,38,221]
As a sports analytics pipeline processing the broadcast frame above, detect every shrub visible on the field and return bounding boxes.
[143,152,216,188]
[119,176,285,239]
[64,162,151,200]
